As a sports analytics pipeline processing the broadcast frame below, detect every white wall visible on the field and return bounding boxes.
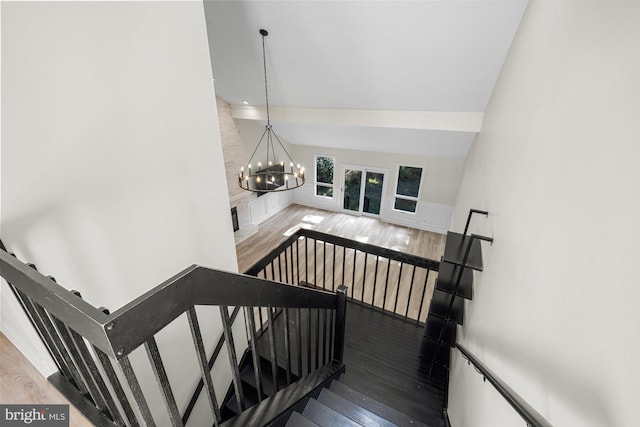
[449,1,640,426]
[1,2,243,425]
[288,143,463,234]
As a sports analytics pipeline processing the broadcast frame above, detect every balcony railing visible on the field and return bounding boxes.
[245,228,440,325]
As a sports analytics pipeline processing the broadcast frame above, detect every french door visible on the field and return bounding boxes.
[341,166,386,216]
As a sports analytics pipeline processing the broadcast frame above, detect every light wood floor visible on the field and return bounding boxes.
[237,204,445,272]
[0,332,92,426]
[236,204,446,322]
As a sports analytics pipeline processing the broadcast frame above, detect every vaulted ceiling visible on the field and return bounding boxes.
[204,0,528,158]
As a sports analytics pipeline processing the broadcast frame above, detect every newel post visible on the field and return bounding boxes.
[333,285,348,362]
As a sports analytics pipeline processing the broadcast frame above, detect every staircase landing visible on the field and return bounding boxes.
[342,302,447,426]
[226,301,448,426]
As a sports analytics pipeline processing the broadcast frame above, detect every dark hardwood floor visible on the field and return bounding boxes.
[341,302,447,426]
[254,302,448,426]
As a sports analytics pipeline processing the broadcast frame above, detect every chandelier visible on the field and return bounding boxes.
[238,29,305,193]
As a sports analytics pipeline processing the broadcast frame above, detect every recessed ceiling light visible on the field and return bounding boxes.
[242,100,249,105]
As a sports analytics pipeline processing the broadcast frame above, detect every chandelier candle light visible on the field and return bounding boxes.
[238,29,305,193]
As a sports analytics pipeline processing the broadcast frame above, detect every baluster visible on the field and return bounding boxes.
[341,246,346,286]
[323,309,329,365]
[315,309,320,370]
[245,307,263,403]
[267,308,279,394]
[329,309,336,361]
[258,307,264,336]
[7,283,62,375]
[13,263,87,393]
[322,241,327,289]
[220,306,244,412]
[296,308,303,378]
[416,269,431,326]
[93,346,138,426]
[283,308,292,385]
[313,238,317,286]
[295,239,300,285]
[383,258,392,312]
[187,307,221,424]
[351,250,357,299]
[361,253,368,303]
[332,243,337,291]
[145,337,183,426]
[120,356,156,427]
[284,246,290,284]
[67,291,121,420]
[50,315,105,410]
[305,237,309,284]
[291,243,296,284]
[404,265,418,320]
[372,256,380,309]
[67,326,120,419]
[270,260,276,282]
[393,262,405,314]
[306,308,312,374]
[276,254,281,282]
[11,287,81,391]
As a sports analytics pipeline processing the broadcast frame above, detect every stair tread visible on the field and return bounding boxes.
[286,411,320,427]
[222,388,261,418]
[442,231,483,271]
[329,379,431,427]
[221,360,344,427]
[317,388,397,427]
[240,354,297,397]
[436,261,473,299]
[302,399,361,427]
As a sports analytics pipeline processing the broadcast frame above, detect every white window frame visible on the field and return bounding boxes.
[314,155,335,199]
[393,164,424,214]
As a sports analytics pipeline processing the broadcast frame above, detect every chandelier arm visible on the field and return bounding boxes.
[269,131,277,166]
[244,126,269,169]
[270,129,300,166]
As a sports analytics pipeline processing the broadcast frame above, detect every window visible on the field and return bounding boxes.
[393,165,423,213]
[315,155,334,198]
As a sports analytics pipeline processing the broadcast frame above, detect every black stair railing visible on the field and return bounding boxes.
[245,228,440,325]
[456,344,554,427]
[0,240,348,427]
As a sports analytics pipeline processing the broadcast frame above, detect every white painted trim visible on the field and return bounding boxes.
[339,164,389,217]
[248,190,294,226]
[313,154,336,201]
[231,105,483,133]
[392,163,425,214]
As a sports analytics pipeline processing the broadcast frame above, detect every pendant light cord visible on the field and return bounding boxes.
[261,31,271,126]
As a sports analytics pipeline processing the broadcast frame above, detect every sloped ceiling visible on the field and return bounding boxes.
[204,0,528,158]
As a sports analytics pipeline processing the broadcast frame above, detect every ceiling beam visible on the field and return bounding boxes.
[230,105,483,133]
